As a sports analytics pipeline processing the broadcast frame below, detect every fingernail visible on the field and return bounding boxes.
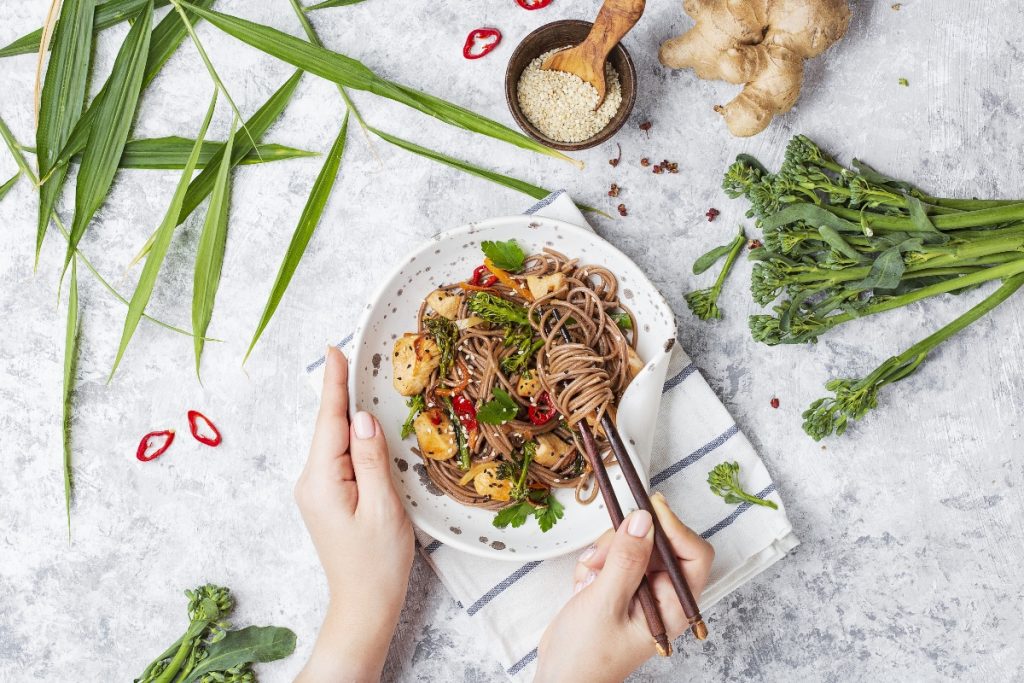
[582,570,597,587]
[627,510,653,538]
[652,491,666,502]
[578,545,597,563]
[353,411,376,439]
[573,581,583,595]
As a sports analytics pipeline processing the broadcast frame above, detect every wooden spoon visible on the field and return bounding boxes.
[541,0,645,109]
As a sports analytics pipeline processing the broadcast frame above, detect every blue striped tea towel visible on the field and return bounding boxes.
[306,192,798,681]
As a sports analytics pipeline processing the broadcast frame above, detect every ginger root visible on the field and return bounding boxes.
[659,0,851,137]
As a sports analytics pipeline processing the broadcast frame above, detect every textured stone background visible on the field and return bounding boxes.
[1,0,1022,681]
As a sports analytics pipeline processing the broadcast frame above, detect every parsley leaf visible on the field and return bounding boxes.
[481,239,526,272]
[476,386,519,425]
[400,394,426,439]
[613,312,633,330]
[492,501,532,529]
[534,493,565,532]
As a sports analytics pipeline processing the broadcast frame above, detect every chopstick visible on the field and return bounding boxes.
[546,310,707,645]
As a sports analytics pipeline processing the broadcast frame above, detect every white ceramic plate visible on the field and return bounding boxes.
[349,216,676,561]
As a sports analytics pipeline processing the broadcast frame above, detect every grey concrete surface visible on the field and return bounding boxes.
[1,1,1022,681]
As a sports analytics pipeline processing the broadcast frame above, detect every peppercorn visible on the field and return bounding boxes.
[770,397,780,409]
[639,121,652,132]
[652,165,663,174]
[706,208,720,221]
[608,183,620,197]
[609,143,621,167]
[640,158,650,167]
[748,239,763,250]
[617,203,628,216]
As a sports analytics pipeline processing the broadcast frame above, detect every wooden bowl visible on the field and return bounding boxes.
[505,20,637,152]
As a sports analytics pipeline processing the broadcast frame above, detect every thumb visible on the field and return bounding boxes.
[591,510,655,613]
[349,410,398,505]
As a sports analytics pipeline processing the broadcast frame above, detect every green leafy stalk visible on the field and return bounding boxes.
[140,585,234,683]
[115,137,314,169]
[130,69,303,265]
[707,461,777,509]
[62,260,79,539]
[63,0,153,278]
[400,394,426,439]
[36,0,96,268]
[305,0,367,10]
[192,118,236,378]
[177,2,581,168]
[180,626,297,683]
[686,227,746,320]
[803,272,1024,440]
[0,171,20,202]
[467,291,531,327]
[244,114,349,364]
[110,92,217,381]
[424,314,458,377]
[440,395,471,469]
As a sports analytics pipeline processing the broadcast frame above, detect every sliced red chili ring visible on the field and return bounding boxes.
[452,394,478,432]
[470,264,498,287]
[187,410,222,447]
[136,430,176,462]
[428,408,443,426]
[463,27,502,60]
[527,391,556,425]
[516,0,552,9]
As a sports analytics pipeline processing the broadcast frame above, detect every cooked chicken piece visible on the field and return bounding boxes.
[534,433,573,467]
[392,333,441,396]
[426,288,463,320]
[626,346,645,379]
[526,272,566,300]
[414,409,457,460]
[473,463,512,501]
[517,372,542,398]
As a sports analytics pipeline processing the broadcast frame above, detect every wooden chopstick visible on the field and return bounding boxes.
[575,418,672,657]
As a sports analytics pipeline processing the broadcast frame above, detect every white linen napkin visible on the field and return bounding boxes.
[306,191,799,681]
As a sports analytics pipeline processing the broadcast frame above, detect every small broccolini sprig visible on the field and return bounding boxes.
[686,227,747,320]
[707,461,778,510]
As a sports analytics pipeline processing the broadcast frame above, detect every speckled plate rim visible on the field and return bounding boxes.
[348,215,677,561]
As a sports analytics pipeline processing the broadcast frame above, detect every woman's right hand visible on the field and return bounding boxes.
[534,493,715,683]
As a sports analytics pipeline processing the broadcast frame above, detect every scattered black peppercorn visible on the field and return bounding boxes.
[706,208,720,221]
[640,157,650,167]
[608,183,620,197]
[617,203,628,216]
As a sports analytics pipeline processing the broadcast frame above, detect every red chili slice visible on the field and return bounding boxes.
[516,0,552,9]
[187,410,222,447]
[527,391,556,425]
[452,394,478,432]
[136,430,176,462]
[463,28,502,60]
[470,264,498,287]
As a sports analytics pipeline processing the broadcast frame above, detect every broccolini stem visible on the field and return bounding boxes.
[826,202,1024,232]
[152,621,207,683]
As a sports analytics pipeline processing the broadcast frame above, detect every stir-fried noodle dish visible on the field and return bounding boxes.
[392,239,643,532]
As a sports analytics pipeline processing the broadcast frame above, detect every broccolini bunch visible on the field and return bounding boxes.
[725,135,1024,439]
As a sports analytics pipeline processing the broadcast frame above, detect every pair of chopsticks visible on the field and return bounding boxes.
[547,311,707,656]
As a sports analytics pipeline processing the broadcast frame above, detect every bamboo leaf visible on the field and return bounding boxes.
[36,0,96,268]
[131,70,303,264]
[0,0,171,59]
[178,2,580,168]
[192,118,235,377]
[62,259,79,539]
[245,114,348,363]
[46,0,216,174]
[35,137,314,169]
[305,0,366,10]
[64,0,153,277]
[370,127,605,215]
[110,92,217,381]
[0,172,20,202]
[0,113,206,338]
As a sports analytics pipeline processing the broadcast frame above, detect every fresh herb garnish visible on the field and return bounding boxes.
[400,394,426,439]
[612,312,632,330]
[534,491,564,532]
[481,238,526,272]
[706,461,778,510]
[492,488,564,532]
[492,500,533,529]
[476,386,519,425]
[424,315,458,376]
[467,291,531,326]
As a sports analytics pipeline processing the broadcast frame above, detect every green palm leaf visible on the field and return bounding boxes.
[305,0,367,10]
[130,69,303,265]
[177,2,580,168]
[0,0,171,59]
[192,119,235,377]
[64,0,153,277]
[110,92,217,381]
[62,260,80,539]
[118,137,315,169]
[245,114,349,363]
[36,0,96,268]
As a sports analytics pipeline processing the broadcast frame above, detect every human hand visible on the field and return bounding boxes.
[535,493,715,683]
[295,346,414,683]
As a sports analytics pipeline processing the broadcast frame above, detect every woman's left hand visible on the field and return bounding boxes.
[294,346,415,683]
